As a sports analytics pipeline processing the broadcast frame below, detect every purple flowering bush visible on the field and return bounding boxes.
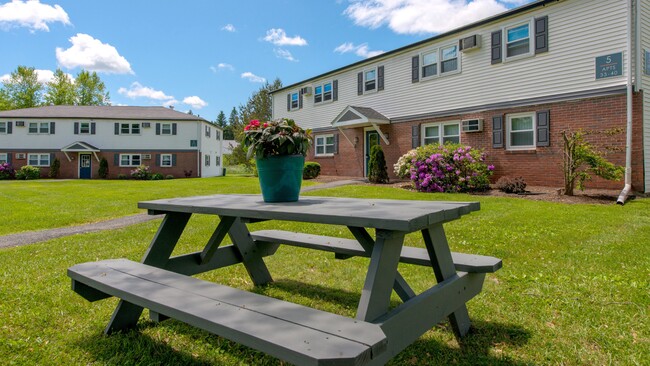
[0,162,15,180]
[397,143,494,193]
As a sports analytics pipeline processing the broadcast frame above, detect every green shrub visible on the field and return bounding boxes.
[98,157,109,179]
[48,158,60,178]
[368,145,389,184]
[165,174,174,179]
[496,176,527,194]
[15,165,41,180]
[303,162,321,179]
[151,173,164,180]
[117,173,128,180]
[130,165,152,180]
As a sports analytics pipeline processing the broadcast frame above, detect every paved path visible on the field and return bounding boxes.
[0,179,365,249]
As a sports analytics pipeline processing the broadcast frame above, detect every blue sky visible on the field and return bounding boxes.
[0,0,532,121]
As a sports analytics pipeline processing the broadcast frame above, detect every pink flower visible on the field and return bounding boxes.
[488,165,495,171]
[263,122,269,128]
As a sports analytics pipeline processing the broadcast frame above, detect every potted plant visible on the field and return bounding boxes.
[243,118,312,202]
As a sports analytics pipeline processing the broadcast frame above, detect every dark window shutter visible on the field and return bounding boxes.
[377,66,384,91]
[536,110,550,147]
[7,153,11,164]
[156,123,160,135]
[172,154,177,166]
[91,122,96,134]
[411,56,419,83]
[50,153,55,162]
[333,134,339,154]
[155,154,160,167]
[114,153,119,166]
[357,72,363,95]
[114,123,119,135]
[491,30,503,64]
[172,123,177,135]
[287,93,291,111]
[535,16,548,54]
[50,122,55,134]
[411,124,420,148]
[492,116,504,148]
[333,80,338,101]
[74,122,79,134]
[299,90,303,109]
[7,122,12,134]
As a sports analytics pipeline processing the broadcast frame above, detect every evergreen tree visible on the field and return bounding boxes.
[2,65,43,109]
[216,110,234,140]
[75,70,110,105]
[368,145,389,184]
[44,69,76,105]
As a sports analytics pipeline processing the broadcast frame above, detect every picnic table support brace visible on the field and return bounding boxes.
[228,218,273,286]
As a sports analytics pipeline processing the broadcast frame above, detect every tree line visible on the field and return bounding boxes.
[0,65,110,110]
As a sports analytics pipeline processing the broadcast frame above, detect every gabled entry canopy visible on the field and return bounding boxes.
[61,141,101,162]
[331,106,390,146]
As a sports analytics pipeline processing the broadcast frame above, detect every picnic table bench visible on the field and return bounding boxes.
[68,194,502,365]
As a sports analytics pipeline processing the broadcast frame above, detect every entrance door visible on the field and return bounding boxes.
[79,154,91,179]
[365,130,379,177]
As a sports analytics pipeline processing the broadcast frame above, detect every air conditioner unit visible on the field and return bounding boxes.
[15,153,26,159]
[459,35,481,52]
[15,121,25,127]
[462,119,483,132]
[142,154,152,160]
[300,86,312,96]
[142,122,151,128]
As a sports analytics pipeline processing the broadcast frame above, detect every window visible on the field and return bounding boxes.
[28,153,50,167]
[290,92,299,110]
[0,122,6,134]
[422,50,438,78]
[120,123,140,135]
[161,123,172,135]
[79,122,90,134]
[314,82,333,104]
[205,154,210,166]
[120,154,141,167]
[440,45,458,74]
[422,121,460,145]
[205,125,211,137]
[29,122,50,134]
[215,155,221,166]
[421,44,460,79]
[364,69,376,92]
[215,130,221,140]
[505,22,531,59]
[161,154,172,167]
[0,153,7,164]
[506,112,536,150]
[190,140,198,147]
[315,134,335,156]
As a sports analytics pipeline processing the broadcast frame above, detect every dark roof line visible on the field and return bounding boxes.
[0,105,211,122]
[272,0,558,94]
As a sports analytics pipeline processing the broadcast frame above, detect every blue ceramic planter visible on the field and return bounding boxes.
[256,155,305,202]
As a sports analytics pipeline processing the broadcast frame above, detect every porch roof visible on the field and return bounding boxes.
[331,106,390,129]
[61,141,101,152]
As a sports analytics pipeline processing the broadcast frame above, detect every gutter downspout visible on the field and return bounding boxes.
[617,0,635,205]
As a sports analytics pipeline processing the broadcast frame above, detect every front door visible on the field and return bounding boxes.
[79,154,91,179]
[365,130,379,177]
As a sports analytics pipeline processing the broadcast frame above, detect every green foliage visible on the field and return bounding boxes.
[98,157,109,179]
[151,173,164,180]
[496,176,527,194]
[216,110,234,140]
[562,130,625,196]
[75,70,110,106]
[0,88,12,111]
[238,78,282,127]
[48,158,60,178]
[117,174,128,180]
[44,68,76,105]
[243,118,312,160]
[165,174,174,179]
[130,165,152,180]
[0,162,15,179]
[303,162,321,179]
[368,145,389,184]
[15,165,41,180]
[1,65,43,109]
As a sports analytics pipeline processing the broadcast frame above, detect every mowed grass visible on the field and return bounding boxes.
[0,180,648,365]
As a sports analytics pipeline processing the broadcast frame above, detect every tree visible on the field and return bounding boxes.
[0,89,11,111]
[75,70,110,105]
[368,145,389,184]
[228,106,242,139]
[44,69,76,106]
[237,78,282,126]
[216,110,234,140]
[2,65,43,109]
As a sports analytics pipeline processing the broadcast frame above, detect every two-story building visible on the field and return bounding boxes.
[271,0,649,193]
[0,105,223,179]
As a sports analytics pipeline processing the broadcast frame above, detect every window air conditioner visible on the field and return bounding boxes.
[16,121,25,127]
[142,122,151,128]
[459,35,481,52]
[300,86,312,96]
[142,154,152,160]
[16,153,26,159]
[461,119,483,132]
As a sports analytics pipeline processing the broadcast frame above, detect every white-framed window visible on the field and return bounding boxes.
[505,21,532,60]
[161,154,172,167]
[120,123,140,135]
[0,122,6,134]
[205,154,210,166]
[506,112,536,150]
[28,122,50,134]
[421,44,460,80]
[315,134,335,156]
[290,91,300,110]
[205,125,211,137]
[79,122,91,134]
[363,68,377,93]
[120,154,141,167]
[440,44,459,74]
[190,140,198,147]
[0,153,7,164]
[422,121,461,145]
[161,123,172,135]
[421,50,438,78]
[215,155,221,166]
[314,82,333,104]
[28,153,50,167]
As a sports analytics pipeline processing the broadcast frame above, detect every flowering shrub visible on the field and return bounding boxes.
[15,165,41,180]
[399,143,494,193]
[393,149,417,179]
[0,162,15,180]
[243,118,312,159]
[130,165,152,180]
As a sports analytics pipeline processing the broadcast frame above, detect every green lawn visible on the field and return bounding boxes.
[0,180,648,365]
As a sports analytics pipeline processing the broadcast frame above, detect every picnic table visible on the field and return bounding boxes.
[68,194,502,365]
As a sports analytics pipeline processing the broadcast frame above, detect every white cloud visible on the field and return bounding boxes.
[0,0,70,32]
[263,28,307,46]
[222,24,236,32]
[211,63,234,73]
[56,33,134,74]
[334,42,384,58]
[0,73,9,82]
[118,82,174,101]
[241,72,266,83]
[274,48,297,62]
[182,96,207,109]
[344,0,514,35]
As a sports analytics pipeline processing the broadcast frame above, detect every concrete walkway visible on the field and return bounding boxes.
[0,179,365,249]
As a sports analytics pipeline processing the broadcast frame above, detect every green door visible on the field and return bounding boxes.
[365,130,379,177]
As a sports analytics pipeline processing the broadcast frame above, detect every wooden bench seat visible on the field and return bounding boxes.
[68,259,387,366]
[251,230,502,273]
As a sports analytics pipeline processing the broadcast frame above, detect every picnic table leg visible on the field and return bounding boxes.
[355,229,405,322]
[104,212,191,334]
[422,223,472,339]
[228,218,273,286]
